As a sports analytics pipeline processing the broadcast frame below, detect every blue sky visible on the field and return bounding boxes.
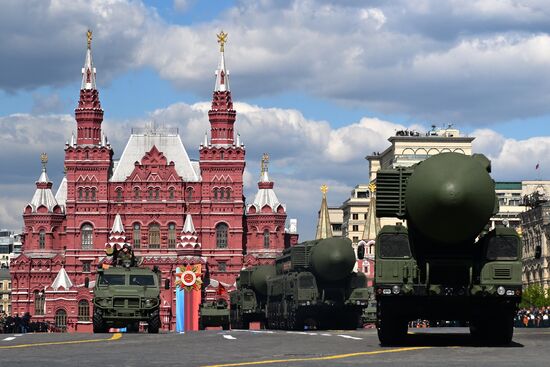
[2,0,550,239]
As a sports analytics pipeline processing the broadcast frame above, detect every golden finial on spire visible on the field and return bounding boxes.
[320,184,328,196]
[87,29,93,49]
[261,153,269,173]
[217,30,228,52]
[40,153,48,169]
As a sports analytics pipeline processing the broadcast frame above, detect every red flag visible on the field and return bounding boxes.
[216,283,227,296]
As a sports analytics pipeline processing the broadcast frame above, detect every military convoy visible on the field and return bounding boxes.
[373,152,522,345]
[230,238,370,330]
[92,246,168,333]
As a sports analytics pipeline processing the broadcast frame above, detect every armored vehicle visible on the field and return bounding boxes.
[373,152,522,345]
[266,237,370,330]
[199,298,230,330]
[93,266,163,333]
[230,265,275,329]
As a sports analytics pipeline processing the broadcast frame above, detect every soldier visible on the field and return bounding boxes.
[117,244,135,267]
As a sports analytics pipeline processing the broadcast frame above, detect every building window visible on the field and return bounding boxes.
[116,188,123,201]
[148,187,153,200]
[82,262,91,273]
[81,224,93,249]
[216,223,228,248]
[219,262,227,272]
[168,223,176,248]
[263,230,270,249]
[85,188,89,201]
[91,187,96,201]
[78,188,83,200]
[332,224,342,232]
[155,188,160,200]
[352,214,358,220]
[226,188,230,199]
[352,225,359,232]
[352,236,359,243]
[213,188,218,200]
[148,223,160,249]
[220,188,225,201]
[364,213,368,220]
[78,300,89,321]
[55,309,67,331]
[39,230,46,249]
[220,152,224,160]
[134,187,140,199]
[169,187,175,200]
[34,290,45,316]
[186,188,193,201]
[133,223,141,248]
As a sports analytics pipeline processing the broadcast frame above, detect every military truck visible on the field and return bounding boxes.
[92,247,168,333]
[199,298,230,330]
[373,152,522,345]
[230,265,275,329]
[266,237,370,330]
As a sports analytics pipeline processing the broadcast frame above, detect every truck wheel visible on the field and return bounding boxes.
[93,309,106,333]
[148,310,160,334]
[377,317,408,346]
[470,313,514,346]
[222,323,230,330]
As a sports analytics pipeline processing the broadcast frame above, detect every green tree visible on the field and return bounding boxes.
[520,285,550,308]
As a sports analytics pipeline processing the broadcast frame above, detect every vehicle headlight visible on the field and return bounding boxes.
[497,286,506,296]
[392,285,401,295]
[382,288,391,295]
[144,298,155,307]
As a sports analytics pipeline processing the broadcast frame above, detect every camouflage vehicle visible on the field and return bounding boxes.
[266,237,370,330]
[373,152,522,345]
[199,298,230,330]
[361,295,377,325]
[230,265,275,329]
[92,247,168,333]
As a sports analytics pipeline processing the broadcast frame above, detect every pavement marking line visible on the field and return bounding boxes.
[337,334,363,340]
[0,333,122,350]
[223,335,237,340]
[3,337,16,341]
[201,346,433,367]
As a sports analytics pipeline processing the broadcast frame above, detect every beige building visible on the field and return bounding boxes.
[327,207,344,237]
[0,268,10,314]
[341,184,371,243]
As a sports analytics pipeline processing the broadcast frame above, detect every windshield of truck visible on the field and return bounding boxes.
[299,275,315,288]
[98,274,125,286]
[486,236,518,260]
[379,234,411,258]
[129,275,156,286]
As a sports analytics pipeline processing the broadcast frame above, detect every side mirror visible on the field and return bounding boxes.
[165,278,170,290]
[84,277,90,288]
[535,245,542,259]
[357,243,365,260]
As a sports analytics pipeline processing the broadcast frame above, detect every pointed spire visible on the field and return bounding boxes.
[203,132,209,147]
[51,267,73,291]
[315,184,333,239]
[30,153,58,212]
[111,214,125,233]
[215,31,230,92]
[182,214,196,233]
[179,214,200,248]
[81,29,96,90]
[236,132,241,147]
[362,182,381,241]
[107,214,126,249]
[70,132,76,147]
[248,154,285,213]
[260,153,270,183]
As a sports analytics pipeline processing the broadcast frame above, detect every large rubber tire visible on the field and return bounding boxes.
[147,310,160,334]
[93,309,106,333]
[222,323,230,330]
[377,315,408,346]
[470,312,514,346]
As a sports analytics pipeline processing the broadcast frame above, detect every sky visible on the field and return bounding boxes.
[2,0,550,240]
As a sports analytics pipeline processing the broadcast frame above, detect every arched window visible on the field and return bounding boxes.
[213,188,218,200]
[134,187,140,199]
[220,188,225,201]
[55,309,67,331]
[148,223,160,249]
[169,187,175,200]
[91,187,96,201]
[78,300,89,321]
[39,230,46,249]
[226,188,231,199]
[263,229,270,249]
[148,187,154,200]
[81,224,93,249]
[116,188,123,201]
[155,188,160,200]
[85,188,89,201]
[186,188,193,201]
[168,223,176,248]
[78,188,83,200]
[133,223,141,248]
[34,290,45,316]
[216,223,228,248]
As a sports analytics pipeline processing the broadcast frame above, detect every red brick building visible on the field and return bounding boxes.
[10,33,298,331]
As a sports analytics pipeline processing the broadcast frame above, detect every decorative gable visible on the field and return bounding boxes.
[126,145,182,183]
